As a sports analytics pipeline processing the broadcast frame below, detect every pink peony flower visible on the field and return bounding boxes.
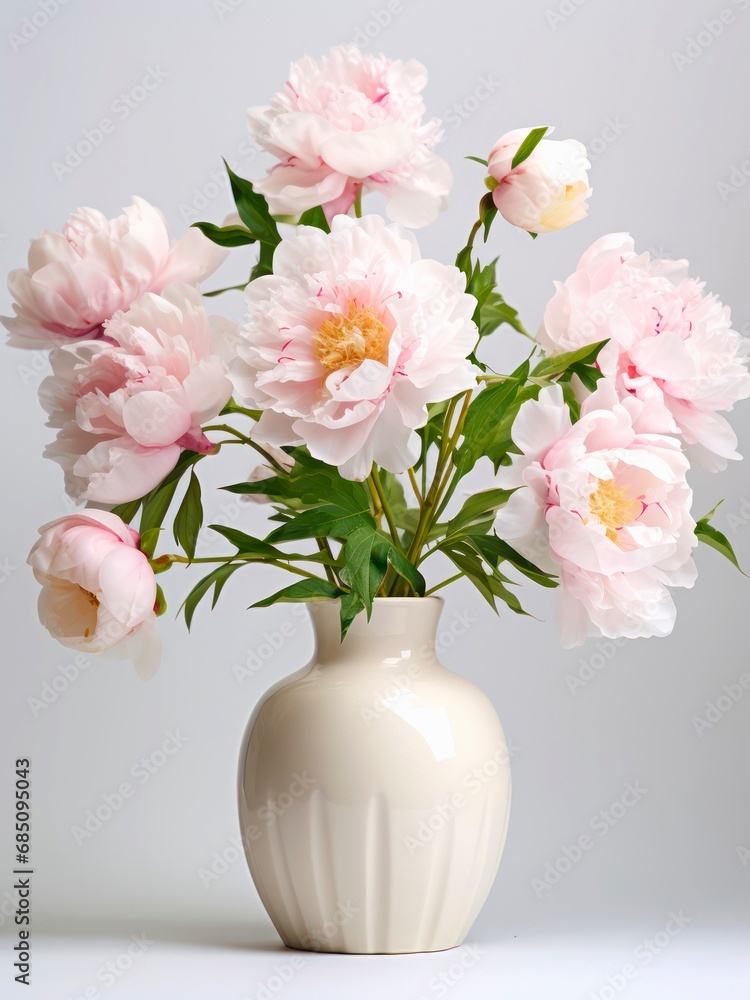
[3,196,227,349]
[248,45,451,228]
[40,284,233,504]
[494,381,698,647]
[487,127,591,233]
[28,510,161,678]
[539,234,750,468]
[230,215,479,480]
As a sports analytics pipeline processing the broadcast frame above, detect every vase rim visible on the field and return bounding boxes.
[305,596,444,605]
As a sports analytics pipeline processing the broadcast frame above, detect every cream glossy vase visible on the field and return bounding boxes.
[237,597,511,954]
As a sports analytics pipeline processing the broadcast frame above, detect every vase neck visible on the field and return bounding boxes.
[308,598,444,667]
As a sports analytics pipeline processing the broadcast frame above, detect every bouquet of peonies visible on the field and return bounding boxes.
[6,45,748,677]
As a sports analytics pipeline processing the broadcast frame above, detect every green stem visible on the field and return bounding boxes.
[365,476,383,527]
[407,467,422,504]
[202,424,287,472]
[226,404,262,419]
[369,468,404,552]
[353,187,363,218]
[464,217,482,254]
[316,538,338,586]
[425,572,463,596]
[158,554,322,579]
[405,389,473,571]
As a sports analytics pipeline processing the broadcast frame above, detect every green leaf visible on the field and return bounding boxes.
[465,155,489,166]
[268,507,375,544]
[190,221,256,247]
[343,527,390,618]
[455,380,520,474]
[140,478,181,537]
[466,257,499,320]
[456,244,473,282]
[252,578,343,607]
[182,563,244,629]
[696,504,746,574]
[442,540,530,616]
[202,282,249,298]
[568,361,605,392]
[339,589,365,638]
[472,533,558,588]
[223,160,281,247]
[478,291,530,340]
[224,448,371,515]
[139,527,162,560]
[385,545,425,596]
[443,489,517,541]
[511,127,549,170]
[298,206,331,232]
[139,450,204,537]
[479,191,497,243]
[342,525,426,618]
[111,498,142,525]
[208,525,281,557]
[208,524,339,566]
[173,471,203,560]
[442,543,498,612]
[532,340,609,379]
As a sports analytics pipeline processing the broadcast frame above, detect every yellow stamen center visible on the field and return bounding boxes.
[313,303,389,373]
[588,479,641,543]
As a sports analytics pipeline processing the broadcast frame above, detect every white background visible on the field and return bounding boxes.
[1,0,749,996]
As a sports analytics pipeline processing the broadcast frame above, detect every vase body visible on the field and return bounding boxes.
[237,597,511,954]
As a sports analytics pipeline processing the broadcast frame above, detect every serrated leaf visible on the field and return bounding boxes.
[173,471,203,560]
[511,127,549,170]
[191,221,256,247]
[252,578,343,607]
[532,340,609,379]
